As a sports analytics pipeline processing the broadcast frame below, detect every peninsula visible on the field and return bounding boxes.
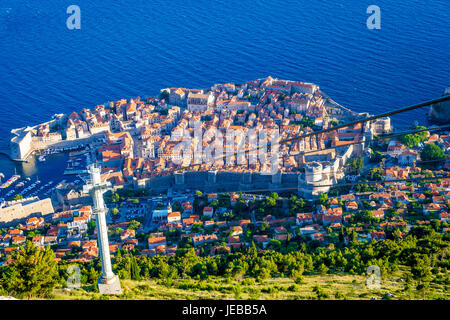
[1,77,449,301]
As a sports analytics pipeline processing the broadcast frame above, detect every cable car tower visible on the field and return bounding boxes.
[83,163,122,294]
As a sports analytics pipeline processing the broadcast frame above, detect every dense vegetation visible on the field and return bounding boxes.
[399,126,428,148]
[108,226,449,287]
[0,242,58,299]
[420,144,446,168]
[2,224,448,299]
[346,157,365,175]
[1,180,449,299]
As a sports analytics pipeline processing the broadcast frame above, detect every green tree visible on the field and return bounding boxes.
[411,255,433,285]
[264,193,278,208]
[194,190,203,198]
[232,284,242,299]
[110,208,120,222]
[130,256,141,281]
[347,157,364,174]
[400,126,428,147]
[87,220,96,235]
[128,220,141,230]
[313,285,329,300]
[88,266,99,284]
[160,89,170,101]
[318,263,329,275]
[318,193,328,206]
[13,194,23,201]
[0,241,58,299]
[370,150,384,163]
[420,144,445,167]
[191,223,203,233]
[110,192,120,203]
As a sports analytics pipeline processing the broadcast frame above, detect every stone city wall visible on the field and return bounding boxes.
[0,198,54,225]
[146,171,300,194]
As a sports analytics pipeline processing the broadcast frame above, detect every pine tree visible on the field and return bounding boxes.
[248,241,258,258]
[88,266,98,284]
[0,241,58,299]
[130,256,141,281]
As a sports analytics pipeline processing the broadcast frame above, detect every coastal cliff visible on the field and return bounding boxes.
[429,88,450,124]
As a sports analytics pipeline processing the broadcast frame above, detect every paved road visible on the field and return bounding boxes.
[143,199,156,232]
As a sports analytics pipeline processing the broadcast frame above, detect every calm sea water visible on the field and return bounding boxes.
[0,0,449,179]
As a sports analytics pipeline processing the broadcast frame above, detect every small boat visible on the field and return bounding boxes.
[38,155,46,162]
[0,174,21,189]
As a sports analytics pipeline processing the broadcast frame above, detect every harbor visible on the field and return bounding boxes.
[63,149,91,175]
[0,150,83,204]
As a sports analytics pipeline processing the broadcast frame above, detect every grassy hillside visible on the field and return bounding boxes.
[50,271,449,300]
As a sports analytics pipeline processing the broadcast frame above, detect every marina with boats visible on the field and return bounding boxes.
[0,146,92,204]
[0,174,20,189]
[35,144,91,163]
[0,173,58,202]
[63,149,91,175]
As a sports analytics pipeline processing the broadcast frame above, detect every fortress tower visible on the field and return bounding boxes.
[83,164,122,294]
[298,162,332,198]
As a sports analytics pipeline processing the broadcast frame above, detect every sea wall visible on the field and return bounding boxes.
[0,198,54,225]
[30,135,95,151]
[9,124,103,161]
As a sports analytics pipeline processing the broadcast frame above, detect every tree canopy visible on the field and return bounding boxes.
[400,126,428,147]
[0,241,58,299]
[420,143,445,163]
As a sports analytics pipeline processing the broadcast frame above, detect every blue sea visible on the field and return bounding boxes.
[0,0,449,180]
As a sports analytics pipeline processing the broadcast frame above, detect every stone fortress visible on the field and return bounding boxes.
[143,136,361,198]
[0,197,54,225]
